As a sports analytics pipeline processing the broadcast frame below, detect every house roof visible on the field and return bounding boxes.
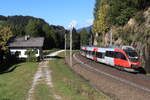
[8,37,44,48]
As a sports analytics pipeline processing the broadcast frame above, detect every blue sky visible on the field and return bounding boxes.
[0,0,95,29]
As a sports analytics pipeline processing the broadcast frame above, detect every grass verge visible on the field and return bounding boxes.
[34,83,54,100]
[49,52,108,100]
[0,62,37,100]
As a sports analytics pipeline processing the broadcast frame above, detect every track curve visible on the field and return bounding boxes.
[65,52,150,100]
[74,53,150,92]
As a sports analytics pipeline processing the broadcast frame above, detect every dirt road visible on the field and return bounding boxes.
[27,50,64,100]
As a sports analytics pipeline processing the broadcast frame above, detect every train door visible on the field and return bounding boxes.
[114,52,129,68]
[105,51,115,66]
[93,48,98,61]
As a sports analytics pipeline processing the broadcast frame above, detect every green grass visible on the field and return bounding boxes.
[34,84,55,100]
[49,52,108,100]
[0,62,38,100]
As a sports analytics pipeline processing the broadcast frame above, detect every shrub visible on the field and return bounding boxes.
[134,11,145,24]
[115,8,136,26]
[26,48,37,62]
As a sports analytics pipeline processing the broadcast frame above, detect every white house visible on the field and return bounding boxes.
[8,36,44,59]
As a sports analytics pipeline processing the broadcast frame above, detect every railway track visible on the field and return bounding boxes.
[66,52,150,100]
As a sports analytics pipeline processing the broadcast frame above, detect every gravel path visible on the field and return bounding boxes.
[26,50,64,100]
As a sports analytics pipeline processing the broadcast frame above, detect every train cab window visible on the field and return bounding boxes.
[115,52,126,60]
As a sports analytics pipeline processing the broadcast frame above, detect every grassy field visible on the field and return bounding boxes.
[0,62,37,100]
[34,84,54,100]
[47,52,108,100]
[0,50,108,100]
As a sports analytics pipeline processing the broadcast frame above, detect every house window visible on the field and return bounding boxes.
[11,51,16,55]
[15,51,21,56]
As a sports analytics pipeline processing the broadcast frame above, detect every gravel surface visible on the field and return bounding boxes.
[27,50,64,100]
[65,52,150,100]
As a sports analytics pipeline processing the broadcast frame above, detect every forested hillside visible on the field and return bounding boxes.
[92,0,150,72]
[0,15,67,49]
[0,15,82,64]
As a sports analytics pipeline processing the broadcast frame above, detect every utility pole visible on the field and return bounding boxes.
[70,26,73,67]
[64,33,67,57]
[110,29,112,46]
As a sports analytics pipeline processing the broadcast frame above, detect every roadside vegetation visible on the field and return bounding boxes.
[0,62,37,100]
[47,52,108,100]
[34,84,54,100]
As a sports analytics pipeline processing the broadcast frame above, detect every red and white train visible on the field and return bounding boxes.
[80,45,142,72]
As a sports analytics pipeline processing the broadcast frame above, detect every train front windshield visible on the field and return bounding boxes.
[125,50,139,62]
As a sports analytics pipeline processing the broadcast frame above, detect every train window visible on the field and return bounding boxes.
[87,51,89,54]
[87,51,90,55]
[83,50,85,53]
[105,51,109,57]
[96,52,103,58]
[102,53,105,58]
[80,49,83,53]
[92,51,95,55]
[105,51,115,58]
[85,50,88,54]
[90,51,93,55]
[115,52,126,60]
[125,50,138,57]
[89,51,91,55]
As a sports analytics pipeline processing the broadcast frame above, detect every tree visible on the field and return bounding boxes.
[0,27,13,63]
[25,19,44,36]
[92,0,109,45]
[66,28,80,49]
[140,28,150,73]
[0,27,13,51]
[80,29,89,46]
[0,15,68,49]
[72,28,80,49]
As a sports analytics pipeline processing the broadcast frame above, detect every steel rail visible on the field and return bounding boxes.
[73,53,150,93]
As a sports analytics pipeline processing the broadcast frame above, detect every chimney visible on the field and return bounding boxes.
[25,35,30,40]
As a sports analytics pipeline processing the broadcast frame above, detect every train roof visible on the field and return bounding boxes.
[81,45,135,51]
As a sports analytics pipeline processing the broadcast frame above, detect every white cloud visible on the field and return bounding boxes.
[68,20,77,29]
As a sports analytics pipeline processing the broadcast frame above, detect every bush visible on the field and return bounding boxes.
[116,8,136,26]
[134,11,145,24]
[26,49,37,62]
